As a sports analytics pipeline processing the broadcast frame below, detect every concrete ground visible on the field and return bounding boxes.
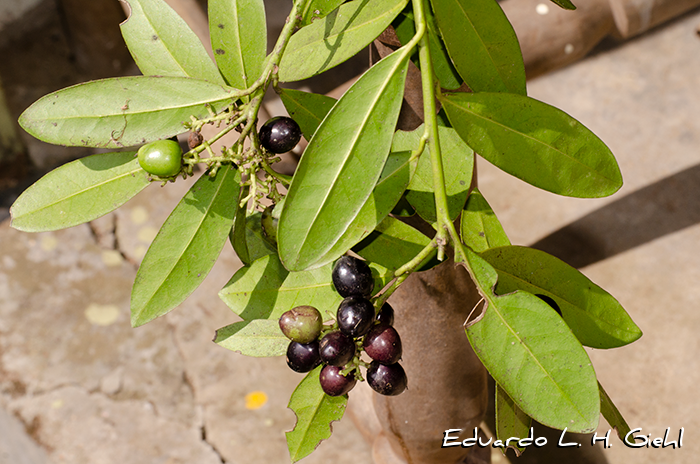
[1,4,700,464]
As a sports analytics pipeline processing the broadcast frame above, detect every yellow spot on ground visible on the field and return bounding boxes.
[134,245,148,260]
[84,304,120,326]
[536,3,549,14]
[40,235,58,251]
[130,206,149,225]
[102,250,124,267]
[51,399,64,409]
[137,226,158,243]
[245,391,268,410]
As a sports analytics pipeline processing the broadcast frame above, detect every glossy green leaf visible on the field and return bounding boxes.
[19,76,238,149]
[430,0,525,94]
[480,246,642,349]
[286,366,348,462]
[279,0,409,82]
[219,253,392,321]
[314,149,415,267]
[441,92,623,198]
[599,381,633,445]
[10,151,149,232]
[462,248,600,433]
[214,319,288,357]
[278,88,337,139]
[495,384,531,456]
[460,188,510,253]
[131,166,240,327]
[209,0,266,89]
[300,0,345,26]
[231,187,252,265]
[121,0,224,84]
[278,47,411,271]
[353,216,432,272]
[393,125,473,223]
[550,0,576,10]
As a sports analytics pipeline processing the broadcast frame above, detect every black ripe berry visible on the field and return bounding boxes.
[337,296,375,337]
[332,256,374,298]
[363,324,402,365]
[279,306,323,344]
[536,294,562,316]
[320,365,357,397]
[366,361,407,396]
[286,341,321,373]
[259,116,302,154]
[375,302,394,326]
[319,331,356,367]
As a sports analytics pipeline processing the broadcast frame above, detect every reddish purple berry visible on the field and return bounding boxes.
[320,365,357,397]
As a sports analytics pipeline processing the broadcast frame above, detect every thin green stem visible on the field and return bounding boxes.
[374,243,437,309]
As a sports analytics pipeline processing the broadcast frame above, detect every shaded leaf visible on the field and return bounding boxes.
[10,151,149,232]
[219,253,392,321]
[286,366,348,462]
[393,125,474,223]
[353,216,432,272]
[230,186,252,265]
[131,166,240,327]
[496,384,531,456]
[121,0,224,83]
[300,0,345,26]
[209,0,266,89]
[550,0,576,10]
[462,248,600,433]
[430,0,525,94]
[441,92,623,198]
[460,188,510,253]
[278,88,337,140]
[480,246,642,349]
[19,76,238,149]
[599,381,633,445]
[279,0,409,82]
[215,319,288,357]
[278,47,411,271]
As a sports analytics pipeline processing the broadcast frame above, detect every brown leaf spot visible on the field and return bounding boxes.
[215,49,225,55]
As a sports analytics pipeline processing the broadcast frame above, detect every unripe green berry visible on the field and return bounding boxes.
[279,305,323,343]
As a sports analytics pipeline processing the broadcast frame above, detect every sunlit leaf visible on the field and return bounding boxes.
[131,166,240,327]
[300,0,345,26]
[279,88,337,139]
[215,319,288,357]
[353,216,432,272]
[19,76,238,149]
[599,381,633,445]
[496,384,531,456]
[460,188,510,253]
[10,151,149,232]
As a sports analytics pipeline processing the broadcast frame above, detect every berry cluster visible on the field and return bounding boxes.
[279,256,407,397]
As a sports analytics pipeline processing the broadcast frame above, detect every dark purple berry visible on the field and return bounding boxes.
[363,324,402,365]
[337,296,375,337]
[332,256,374,298]
[366,361,407,396]
[536,294,562,316]
[259,116,302,154]
[320,365,357,397]
[375,302,394,326]
[286,341,321,373]
[319,331,356,367]
[279,306,322,344]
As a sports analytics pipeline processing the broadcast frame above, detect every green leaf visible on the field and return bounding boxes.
[430,0,525,94]
[599,381,633,445]
[353,216,432,272]
[121,0,224,84]
[19,76,237,149]
[462,248,600,433]
[231,187,252,265]
[279,0,410,82]
[495,384,531,456]
[460,188,510,253]
[10,151,149,232]
[278,47,411,271]
[131,166,240,327]
[480,246,642,349]
[441,92,623,198]
[214,319,288,357]
[550,0,576,10]
[396,125,473,223]
[209,0,266,89]
[300,0,345,26]
[278,88,337,140]
[286,366,348,462]
[219,253,392,321]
